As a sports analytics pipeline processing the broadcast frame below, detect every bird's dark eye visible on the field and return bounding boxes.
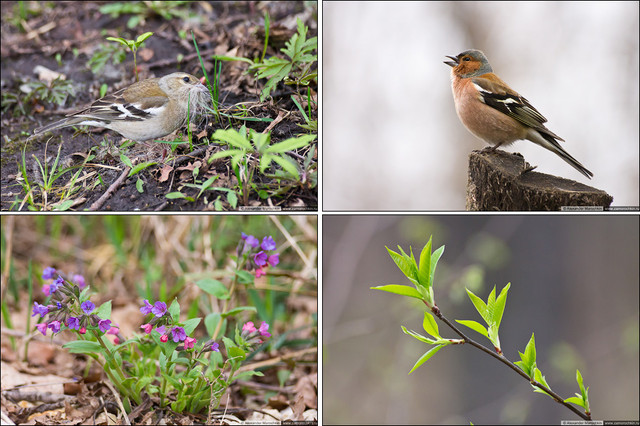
[462,56,470,62]
[183,76,190,83]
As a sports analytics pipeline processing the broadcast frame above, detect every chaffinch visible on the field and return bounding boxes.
[32,72,209,142]
[444,49,593,179]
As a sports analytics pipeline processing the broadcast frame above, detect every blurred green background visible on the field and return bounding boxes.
[323,215,639,424]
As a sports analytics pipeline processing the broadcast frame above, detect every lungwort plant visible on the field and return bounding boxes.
[31,232,279,415]
[370,236,591,421]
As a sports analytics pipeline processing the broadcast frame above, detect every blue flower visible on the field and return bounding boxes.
[81,301,95,315]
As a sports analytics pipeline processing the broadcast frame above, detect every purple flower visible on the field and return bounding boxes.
[66,317,80,330]
[140,299,153,315]
[152,301,167,317]
[32,302,49,317]
[49,276,64,294]
[211,342,219,352]
[42,267,56,280]
[258,321,271,338]
[48,320,61,334]
[98,319,111,333]
[261,236,276,251]
[254,251,268,267]
[267,253,279,267]
[73,274,86,289]
[81,301,95,315]
[36,323,48,336]
[56,302,63,310]
[154,325,166,336]
[42,285,50,296]
[171,327,187,342]
[242,233,259,248]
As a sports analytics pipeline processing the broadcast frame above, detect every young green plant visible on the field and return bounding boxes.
[371,235,592,421]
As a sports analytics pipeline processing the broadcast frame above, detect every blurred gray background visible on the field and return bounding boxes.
[322,215,639,424]
[323,2,639,210]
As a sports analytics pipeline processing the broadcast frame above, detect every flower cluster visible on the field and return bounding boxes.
[241,320,272,345]
[239,233,280,278]
[34,268,120,341]
[140,299,219,352]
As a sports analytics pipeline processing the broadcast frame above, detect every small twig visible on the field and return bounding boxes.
[431,306,591,420]
[102,380,131,425]
[88,166,130,210]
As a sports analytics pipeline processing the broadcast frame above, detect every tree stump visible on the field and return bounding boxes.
[466,150,613,211]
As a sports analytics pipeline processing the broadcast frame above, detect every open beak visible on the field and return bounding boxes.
[444,55,459,67]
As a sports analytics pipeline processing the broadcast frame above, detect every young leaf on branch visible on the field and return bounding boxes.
[370,235,592,421]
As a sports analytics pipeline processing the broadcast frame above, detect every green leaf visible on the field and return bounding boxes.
[183,318,201,335]
[408,345,445,374]
[417,236,432,288]
[401,325,436,344]
[422,312,440,339]
[159,351,167,370]
[575,369,590,413]
[79,286,92,303]
[563,396,586,408]
[204,312,221,337]
[228,346,246,362]
[465,288,488,322]
[96,300,112,320]
[168,298,180,322]
[386,246,417,281]
[455,320,488,337]
[196,278,230,299]
[63,340,103,355]
[514,333,537,377]
[429,245,445,285]
[532,367,554,398]
[221,306,256,318]
[134,377,153,395]
[370,284,423,300]
[492,282,511,329]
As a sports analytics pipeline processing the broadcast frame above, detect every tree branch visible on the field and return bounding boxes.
[431,306,591,420]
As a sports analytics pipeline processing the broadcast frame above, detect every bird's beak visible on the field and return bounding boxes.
[444,55,459,67]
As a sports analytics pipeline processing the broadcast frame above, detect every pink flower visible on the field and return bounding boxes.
[267,253,279,267]
[255,267,266,278]
[107,326,119,335]
[243,321,256,333]
[140,323,153,334]
[184,337,197,349]
[42,285,51,296]
[36,323,48,336]
[258,321,271,338]
[113,337,120,345]
[160,334,169,343]
[79,327,86,334]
